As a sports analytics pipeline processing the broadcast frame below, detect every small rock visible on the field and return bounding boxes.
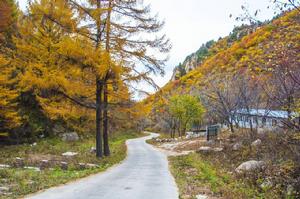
[196,194,208,199]
[186,132,201,139]
[27,180,35,185]
[206,140,215,145]
[40,160,49,170]
[30,142,37,147]
[257,128,265,135]
[62,152,78,157]
[52,124,65,135]
[0,164,10,169]
[14,157,24,168]
[61,132,79,142]
[232,143,242,151]
[287,185,295,196]
[260,179,273,189]
[78,163,86,170]
[86,163,98,169]
[0,192,12,196]
[24,166,41,172]
[197,146,212,153]
[198,146,223,153]
[0,187,9,192]
[235,160,265,173]
[60,162,68,170]
[0,179,8,183]
[251,139,262,147]
[213,147,223,152]
[90,147,96,153]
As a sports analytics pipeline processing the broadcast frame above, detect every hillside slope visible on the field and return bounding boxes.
[143,10,300,130]
[170,24,260,81]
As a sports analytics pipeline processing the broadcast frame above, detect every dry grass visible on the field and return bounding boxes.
[0,131,142,199]
[154,129,300,198]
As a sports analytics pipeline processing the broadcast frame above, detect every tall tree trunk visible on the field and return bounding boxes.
[230,122,234,133]
[103,82,110,156]
[96,79,103,158]
[94,0,103,158]
[103,0,112,156]
[177,122,181,137]
[249,119,253,132]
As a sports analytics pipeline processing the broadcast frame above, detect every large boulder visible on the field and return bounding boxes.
[61,132,79,142]
[235,160,265,173]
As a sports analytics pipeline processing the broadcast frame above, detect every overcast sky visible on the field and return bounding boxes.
[17,0,277,97]
[144,0,276,88]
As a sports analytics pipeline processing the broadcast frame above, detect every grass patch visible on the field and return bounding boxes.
[0,131,142,199]
[166,130,299,198]
[169,153,262,199]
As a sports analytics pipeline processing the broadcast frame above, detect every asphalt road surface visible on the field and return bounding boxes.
[26,133,179,199]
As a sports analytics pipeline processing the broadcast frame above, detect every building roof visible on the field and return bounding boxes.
[235,109,299,119]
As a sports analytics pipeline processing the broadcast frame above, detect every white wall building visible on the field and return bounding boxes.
[231,109,299,129]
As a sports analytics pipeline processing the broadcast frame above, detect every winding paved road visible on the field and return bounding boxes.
[26,133,179,199]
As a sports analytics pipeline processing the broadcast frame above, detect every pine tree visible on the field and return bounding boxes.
[0,55,20,132]
[66,0,170,157]
[0,0,20,135]
[6,0,169,155]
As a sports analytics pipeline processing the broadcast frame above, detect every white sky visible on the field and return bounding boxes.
[17,0,277,97]
[144,0,276,88]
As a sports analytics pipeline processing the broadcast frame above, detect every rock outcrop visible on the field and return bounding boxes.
[235,160,265,173]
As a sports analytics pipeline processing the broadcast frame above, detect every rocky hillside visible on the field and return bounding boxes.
[170,23,260,81]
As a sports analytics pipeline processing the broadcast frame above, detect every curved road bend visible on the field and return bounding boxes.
[26,133,179,199]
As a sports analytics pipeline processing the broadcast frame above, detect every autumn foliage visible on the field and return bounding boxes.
[146,10,300,132]
[0,0,170,149]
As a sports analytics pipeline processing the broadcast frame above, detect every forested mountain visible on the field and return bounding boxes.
[144,9,300,132]
[170,23,261,81]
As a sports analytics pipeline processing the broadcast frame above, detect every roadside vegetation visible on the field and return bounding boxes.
[165,129,300,199]
[170,153,258,199]
[0,131,141,199]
